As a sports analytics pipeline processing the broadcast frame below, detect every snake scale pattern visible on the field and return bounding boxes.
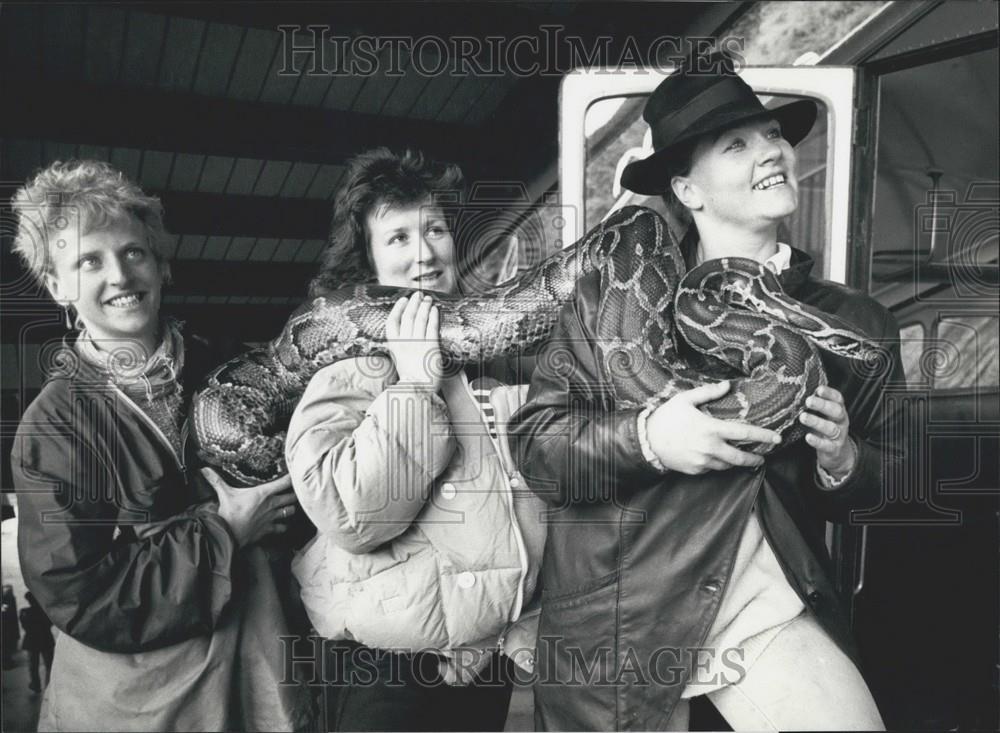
[191,206,880,485]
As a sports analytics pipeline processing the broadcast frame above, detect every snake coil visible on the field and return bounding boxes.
[192,206,880,485]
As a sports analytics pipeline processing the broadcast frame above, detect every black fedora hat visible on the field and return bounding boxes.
[620,54,817,196]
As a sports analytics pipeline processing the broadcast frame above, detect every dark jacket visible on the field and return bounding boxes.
[11,334,239,653]
[509,208,904,731]
[19,604,54,652]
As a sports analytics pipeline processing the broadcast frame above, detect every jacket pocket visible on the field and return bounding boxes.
[541,569,619,610]
[535,580,620,731]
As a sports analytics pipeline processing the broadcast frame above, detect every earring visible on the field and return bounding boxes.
[63,306,74,330]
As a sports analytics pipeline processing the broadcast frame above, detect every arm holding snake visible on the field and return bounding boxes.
[194,206,890,492]
[802,386,857,482]
[285,357,456,554]
[509,270,798,506]
[508,272,666,507]
[644,380,781,475]
[510,236,905,519]
[802,304,905,519]
[285,291,459,553]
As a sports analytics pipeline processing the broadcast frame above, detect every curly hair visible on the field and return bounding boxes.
[309,148,464,296]
[10,159,171,288]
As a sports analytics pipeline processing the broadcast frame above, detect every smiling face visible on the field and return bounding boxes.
[365,199,457,294]
[45,215,164,355]
[674,116,799,234]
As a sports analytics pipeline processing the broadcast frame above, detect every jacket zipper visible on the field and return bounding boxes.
[108,383,185,472]
[457,374,530,634]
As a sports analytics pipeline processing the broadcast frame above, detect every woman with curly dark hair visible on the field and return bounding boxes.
[288,148,544,731]
[309,147,464,295]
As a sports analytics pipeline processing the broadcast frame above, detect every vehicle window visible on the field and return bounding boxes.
[583,93,829,274]
[867,46,999,393]
[898,321,925,386]
[934,315,1000,389]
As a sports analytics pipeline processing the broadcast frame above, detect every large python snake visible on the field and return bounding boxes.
[192,206,881,485]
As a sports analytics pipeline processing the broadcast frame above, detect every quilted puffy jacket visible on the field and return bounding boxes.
[287,355,545,653]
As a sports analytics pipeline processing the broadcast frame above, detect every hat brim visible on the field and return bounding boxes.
[620,98,818,196]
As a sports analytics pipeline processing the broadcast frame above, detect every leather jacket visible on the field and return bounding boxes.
[508,207,904,731]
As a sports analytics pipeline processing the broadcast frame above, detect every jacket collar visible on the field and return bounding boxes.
[75,318,184,387]
[781,245,816,297]
[678,225,815,297]
[50,319,188,388]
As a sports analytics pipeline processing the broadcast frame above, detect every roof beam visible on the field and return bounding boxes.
[156,191,330,239]
[137,2,581,40]
[168,260,315,298]
[1,75,466,166]
[164,304,301,342]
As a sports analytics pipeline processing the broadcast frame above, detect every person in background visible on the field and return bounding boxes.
[510,52,903,731]
[1,585,19,670]
[9,160,307,731]
[19,591,55,693]
[288,147,544,732]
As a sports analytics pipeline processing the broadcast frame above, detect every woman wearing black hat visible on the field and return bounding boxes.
[510,54,902,731]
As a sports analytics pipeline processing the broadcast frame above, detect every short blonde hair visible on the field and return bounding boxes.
[11,160,172,287]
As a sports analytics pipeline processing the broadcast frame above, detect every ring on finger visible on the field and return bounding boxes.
[829,426,842,441]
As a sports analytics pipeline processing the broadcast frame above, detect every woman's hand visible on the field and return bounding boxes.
[202,468,297,548]
[386,292,443,392]
[646,380,782,475]
[799,385,856,480]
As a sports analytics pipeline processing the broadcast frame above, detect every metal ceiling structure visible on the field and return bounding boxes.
[1,1,742,342]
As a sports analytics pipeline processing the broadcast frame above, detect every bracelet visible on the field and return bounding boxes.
[817,436,857,487]
[637,405,668,473]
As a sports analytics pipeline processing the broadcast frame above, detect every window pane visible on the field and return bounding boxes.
[869,48,999,286]
[934,316,1000,389]
[867,47,999,395]
[898,322,925,386]
[584,96,665,229]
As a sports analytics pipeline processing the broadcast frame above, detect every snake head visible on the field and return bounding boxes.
[817,332,883,361]
[823,335,861,355]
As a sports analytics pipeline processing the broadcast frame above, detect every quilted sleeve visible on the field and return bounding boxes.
[285,358,456,553]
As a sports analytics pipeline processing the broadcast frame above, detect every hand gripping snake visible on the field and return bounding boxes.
[191,206,881,485]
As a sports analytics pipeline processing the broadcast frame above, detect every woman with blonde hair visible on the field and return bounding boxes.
[10,159,308,731]
[511,52,903,731]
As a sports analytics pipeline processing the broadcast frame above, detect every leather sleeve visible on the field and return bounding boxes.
[285,358,456,553]
[808,305,907,520]
[12,395,238,654]
[509,274,667,507]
